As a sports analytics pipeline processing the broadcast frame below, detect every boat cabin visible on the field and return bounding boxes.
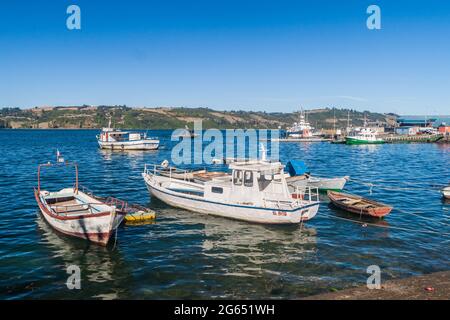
[203,161,291,204]
[98,128,144,142]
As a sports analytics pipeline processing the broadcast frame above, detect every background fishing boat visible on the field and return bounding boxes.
[173,125,200,138]
[97,119,159,150]
[345,127,384,145]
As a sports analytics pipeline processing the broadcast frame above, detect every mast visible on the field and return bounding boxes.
[333,109,336,133]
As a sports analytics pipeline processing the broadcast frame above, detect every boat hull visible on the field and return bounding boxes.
[345,137,384,145]
[98,140,159,150]
[327,191,392,218]
[288,176,347,192]
[143,174,319,224]
[35,191,125,245]
[442,187,450,199]
[271,138,330,142]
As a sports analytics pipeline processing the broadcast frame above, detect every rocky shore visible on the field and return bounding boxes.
[303,271,450,300]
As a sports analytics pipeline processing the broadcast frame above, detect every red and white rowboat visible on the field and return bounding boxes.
[34,161,126,245]
[327,191,393,218]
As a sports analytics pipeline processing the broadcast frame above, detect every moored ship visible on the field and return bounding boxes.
[97,119,159,150]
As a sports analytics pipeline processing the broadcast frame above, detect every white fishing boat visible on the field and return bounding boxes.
[284,160,349,192]
[442,186,450,199]
[345,127,384,145]
[97,119,159,150]
[287,175,349,192]
[142,158,320,224]
[173,125,200,138]
[286,109,314,139]
[34,159,126,245]
[345,117,384,145]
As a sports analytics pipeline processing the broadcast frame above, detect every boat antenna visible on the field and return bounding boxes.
[333,109,336,133]
[259,143,267,162]
[56,149,64,163]
[347,110,350,129]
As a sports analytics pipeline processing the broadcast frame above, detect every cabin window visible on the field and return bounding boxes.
[211,187,223,194]
[233,170,243,185]
[244,170,253,187]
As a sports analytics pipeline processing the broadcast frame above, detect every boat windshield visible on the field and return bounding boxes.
[257,171,282,191]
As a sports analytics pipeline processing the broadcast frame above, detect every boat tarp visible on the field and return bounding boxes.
[286,160,309,176]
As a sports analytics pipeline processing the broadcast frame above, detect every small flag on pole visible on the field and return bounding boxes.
[56,149,64,163]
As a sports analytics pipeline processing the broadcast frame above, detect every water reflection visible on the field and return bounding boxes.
[36,214,130,299]
[160,206,317,267]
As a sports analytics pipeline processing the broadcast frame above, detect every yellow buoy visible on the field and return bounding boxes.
[124,210,156,223]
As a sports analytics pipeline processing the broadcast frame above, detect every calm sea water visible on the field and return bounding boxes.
[0,129,449,299]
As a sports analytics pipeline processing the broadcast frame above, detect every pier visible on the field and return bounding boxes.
[383,134,444,143]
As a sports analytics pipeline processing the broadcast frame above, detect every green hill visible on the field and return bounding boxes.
[0,106,392,130]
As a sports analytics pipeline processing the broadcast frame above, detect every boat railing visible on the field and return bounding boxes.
[144,164,193,182]
[104,197,127,211]
[293,186,320,204]
[78,185,126,211]
[78,185,94,196]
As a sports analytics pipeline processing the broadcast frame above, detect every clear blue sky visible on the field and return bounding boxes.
[1,0,449,115]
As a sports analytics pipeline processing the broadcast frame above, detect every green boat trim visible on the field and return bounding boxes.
[345,137,385,145]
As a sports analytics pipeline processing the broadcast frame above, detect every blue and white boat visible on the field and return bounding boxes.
[142,159,320,224]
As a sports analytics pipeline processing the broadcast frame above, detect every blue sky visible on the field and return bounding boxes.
[0,0,449,115]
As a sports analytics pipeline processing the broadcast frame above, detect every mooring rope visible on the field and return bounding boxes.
[320,212,450,237]
[348,177,447,193]
[393,207,450,227]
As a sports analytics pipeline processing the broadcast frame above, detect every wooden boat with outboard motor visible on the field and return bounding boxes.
[34,154,126,245]
[327,191,393,218]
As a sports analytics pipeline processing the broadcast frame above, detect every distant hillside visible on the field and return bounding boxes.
[0,105,391,130]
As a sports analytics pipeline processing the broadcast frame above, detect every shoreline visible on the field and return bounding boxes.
[302,271,450,300]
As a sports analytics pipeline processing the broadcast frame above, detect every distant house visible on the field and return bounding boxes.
[438,125,450,134]
[397,117,436,127]
[369,126,385,133]
[395,126,420,135]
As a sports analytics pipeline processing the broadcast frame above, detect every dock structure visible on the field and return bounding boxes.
[383,134,444,143]
[437,134,450,143]
[303,271,450,300]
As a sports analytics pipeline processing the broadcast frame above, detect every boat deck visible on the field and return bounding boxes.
[50,199,90,215]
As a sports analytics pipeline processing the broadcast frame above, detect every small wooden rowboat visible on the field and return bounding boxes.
[35,161,126,245]
[327,191,393,218]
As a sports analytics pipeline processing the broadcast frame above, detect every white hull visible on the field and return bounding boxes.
[442,187,450,199]
[98,139,159,150]
[288,176,348,191]
[35,189,125,245]
[271,138,330,142]
[143,173,319,224]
